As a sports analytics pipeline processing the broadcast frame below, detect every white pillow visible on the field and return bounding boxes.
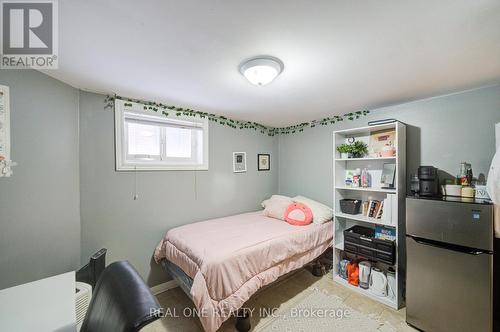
[261,195,292,208]
[263,195,293,220]
[292,195,333,224]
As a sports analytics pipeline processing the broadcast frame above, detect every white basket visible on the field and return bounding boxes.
[75,282,92,331]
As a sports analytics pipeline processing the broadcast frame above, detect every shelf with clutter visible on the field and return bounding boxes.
[332,121,406,310]
[409,162,491,201]
[333,273,397,307]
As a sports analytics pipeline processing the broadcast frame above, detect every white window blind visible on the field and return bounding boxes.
[126,121,161,159]
[165,127,192,158]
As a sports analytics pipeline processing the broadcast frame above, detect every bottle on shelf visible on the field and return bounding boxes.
[353,168,361,188]
[459,161,473,186]
[466,167,473,186]
[361,168,369,188]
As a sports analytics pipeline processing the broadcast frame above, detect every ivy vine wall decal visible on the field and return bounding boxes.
[105,95,369,136]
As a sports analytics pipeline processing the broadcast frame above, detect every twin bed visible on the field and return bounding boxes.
[154,210,333,332]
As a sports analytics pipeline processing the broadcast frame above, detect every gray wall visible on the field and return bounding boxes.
[79,91,279,286]
[278,85,500,205]
[0,70,80,290]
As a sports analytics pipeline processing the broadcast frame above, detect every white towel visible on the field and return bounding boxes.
[487,147,500,238]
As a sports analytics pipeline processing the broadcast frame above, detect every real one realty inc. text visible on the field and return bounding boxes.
[151,306,352,319]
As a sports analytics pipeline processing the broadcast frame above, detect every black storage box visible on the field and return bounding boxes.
[339,199,362,215]
[343,225,395,265]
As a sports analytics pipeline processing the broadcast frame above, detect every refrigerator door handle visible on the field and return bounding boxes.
[408,235,492,255]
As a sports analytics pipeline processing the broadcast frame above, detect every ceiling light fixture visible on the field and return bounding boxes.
[239,56,284,86]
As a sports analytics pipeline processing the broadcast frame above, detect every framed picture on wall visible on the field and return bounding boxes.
[233,152,247,173]
[258,154,270,171]
[0,85,15,177]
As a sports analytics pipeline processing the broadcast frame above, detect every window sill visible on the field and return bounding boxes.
[116,165,209,171]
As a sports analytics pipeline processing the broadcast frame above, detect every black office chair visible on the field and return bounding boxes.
[80,261,162,332]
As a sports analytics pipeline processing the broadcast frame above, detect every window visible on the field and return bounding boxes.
[115,100,208,170]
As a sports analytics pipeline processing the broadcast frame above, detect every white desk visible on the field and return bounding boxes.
[0,271,76,332]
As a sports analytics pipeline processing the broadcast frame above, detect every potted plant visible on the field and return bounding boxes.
[337,144,352,159]
[351,141,368,158]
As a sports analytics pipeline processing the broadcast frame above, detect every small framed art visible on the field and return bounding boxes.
[380,163,396,188]
[258,154,270,171]
[0,85,15,177]
[233,152,247,173]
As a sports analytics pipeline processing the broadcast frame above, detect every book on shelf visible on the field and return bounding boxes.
[363,197,397,223]
[383,195,392,224]
[366,200,374,217]
[368,119,397,126]
[387,193,397,226]
[375,201,384,219]
[375,225,396,241]
[367,200,382,218]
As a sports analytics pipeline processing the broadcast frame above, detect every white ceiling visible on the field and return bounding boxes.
[45,0,500,127]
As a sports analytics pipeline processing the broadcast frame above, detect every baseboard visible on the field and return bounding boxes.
[150,279,179,295]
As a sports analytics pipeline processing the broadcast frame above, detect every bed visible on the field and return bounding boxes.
[154,210,333,332]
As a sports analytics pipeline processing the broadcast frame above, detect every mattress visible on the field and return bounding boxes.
[154,211,333,332]
[162,259,193,299]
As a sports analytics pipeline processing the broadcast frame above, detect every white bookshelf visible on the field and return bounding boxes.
[332,122,406,310]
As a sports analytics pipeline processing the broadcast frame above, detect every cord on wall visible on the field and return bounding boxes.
[194,168,198,200]
[133,166,139,200]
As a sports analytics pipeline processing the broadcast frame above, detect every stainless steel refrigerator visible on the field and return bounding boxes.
[406,196,494,332]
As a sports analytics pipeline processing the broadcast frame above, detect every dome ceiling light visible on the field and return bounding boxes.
[239,56,284,86]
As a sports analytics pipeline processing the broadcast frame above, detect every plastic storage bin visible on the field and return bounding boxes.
[343,225,395,265]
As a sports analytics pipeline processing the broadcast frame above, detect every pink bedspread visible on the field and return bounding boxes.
[154,211,333,332]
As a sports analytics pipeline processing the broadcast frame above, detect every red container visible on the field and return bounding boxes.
[347,261,359,286]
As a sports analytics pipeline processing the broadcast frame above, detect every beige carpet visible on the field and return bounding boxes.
[256,287,396,332]
[142,268,415,332]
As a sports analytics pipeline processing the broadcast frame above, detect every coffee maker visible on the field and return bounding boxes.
[417,166,439,196]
